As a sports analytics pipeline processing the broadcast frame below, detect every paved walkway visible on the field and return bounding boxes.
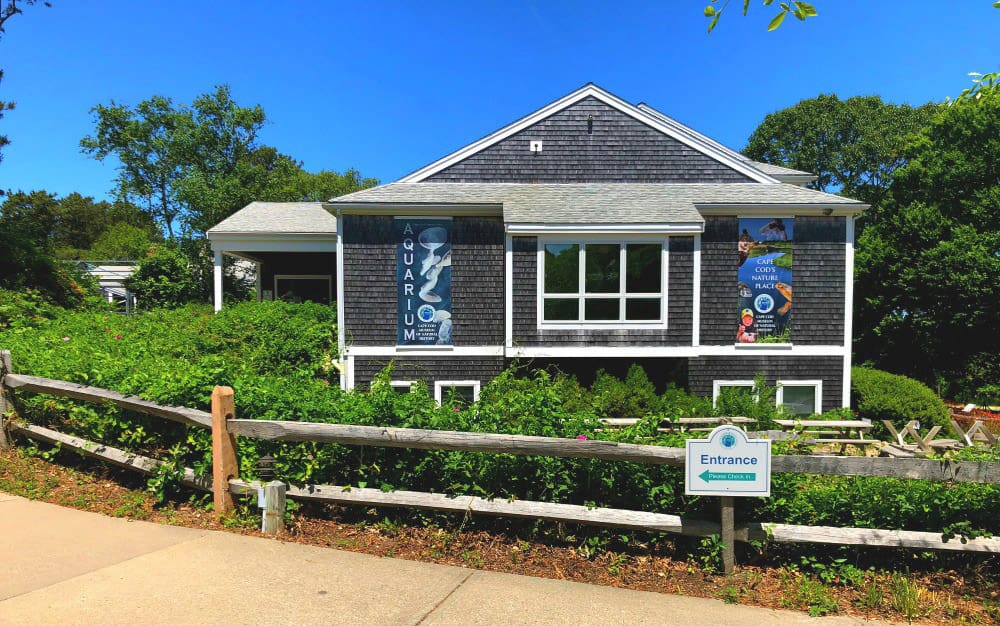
[0,492,894,625]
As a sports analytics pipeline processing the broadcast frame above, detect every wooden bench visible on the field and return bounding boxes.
[774,419,875,454]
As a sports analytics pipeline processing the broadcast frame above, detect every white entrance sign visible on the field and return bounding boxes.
[685,425,771,497]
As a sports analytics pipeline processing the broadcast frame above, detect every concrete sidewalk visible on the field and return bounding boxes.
[0,493,891,625]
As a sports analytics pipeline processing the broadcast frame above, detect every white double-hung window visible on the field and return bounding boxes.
[539,240,667,326]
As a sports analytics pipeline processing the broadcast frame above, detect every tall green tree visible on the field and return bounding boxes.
[855,77,1000,398]
[743,94,935,208]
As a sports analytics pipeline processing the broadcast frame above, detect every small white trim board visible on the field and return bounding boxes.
[685,426,771,497]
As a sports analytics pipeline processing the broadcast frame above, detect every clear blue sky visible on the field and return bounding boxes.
[1,1,997,201]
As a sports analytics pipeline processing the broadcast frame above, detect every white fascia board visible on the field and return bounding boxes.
[506,222,704,235]
[697,204,867,217]
[506,346,701,358]
[208,233,338,253]
[698,345,848,356]
[344,346,505,357]
[399,85,779,184]
[333,204,502,217]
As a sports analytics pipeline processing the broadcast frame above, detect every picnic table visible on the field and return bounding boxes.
[774,419,878,453]
[950,418,998,448]
[881,419,965,455]
[599,416,754,433]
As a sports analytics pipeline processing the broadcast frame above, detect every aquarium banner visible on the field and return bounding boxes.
[737,218,793,344]
[396,218,452,346]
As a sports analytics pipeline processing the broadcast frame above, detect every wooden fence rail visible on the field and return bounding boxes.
[2,349,999,560]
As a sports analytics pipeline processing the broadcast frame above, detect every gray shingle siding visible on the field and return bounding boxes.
[424,97,753,183]
[353,357,507,391]
[511,235,694,346]
[699,216,847,346]
[342,215,504,346]
[688,356,845,410]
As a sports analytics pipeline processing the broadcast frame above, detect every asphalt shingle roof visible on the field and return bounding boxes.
[206,202,337,234]
[329,183,864,224]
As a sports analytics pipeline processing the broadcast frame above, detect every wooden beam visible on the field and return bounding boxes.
[0,350,13,451]
[752,522,1000,554]
[229,419,1000,484]
[11,423,211,491]
[3,373,212,429]
[228,419,688,466]
[211,386,239,516]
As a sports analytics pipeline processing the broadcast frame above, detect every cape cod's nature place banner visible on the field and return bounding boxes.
[396,218,453,345]
[737,218,793,343]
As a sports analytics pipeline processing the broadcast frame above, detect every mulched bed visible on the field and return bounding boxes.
[0,447,997,624]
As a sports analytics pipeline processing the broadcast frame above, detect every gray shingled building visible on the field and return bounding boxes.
[207,84,864,413]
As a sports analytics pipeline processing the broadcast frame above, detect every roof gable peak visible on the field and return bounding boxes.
[398,84,779,184]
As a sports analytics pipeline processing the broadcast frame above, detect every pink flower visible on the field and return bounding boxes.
[115,334,122,340]
[453,407,461,412]
[61,337,70,342]
[576,435,588,440]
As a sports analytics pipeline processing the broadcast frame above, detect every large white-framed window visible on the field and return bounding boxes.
[712,380,756,406]
[776,379,823,416]
[273,274,333,304]
[434,380,481,406]
[537,239,667,327]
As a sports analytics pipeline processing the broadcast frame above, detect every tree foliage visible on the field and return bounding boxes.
[82,85,377,238]
[0,190,85,306]
[743,94,935,207]
[855,79,1000,398]
[0,0,51,167]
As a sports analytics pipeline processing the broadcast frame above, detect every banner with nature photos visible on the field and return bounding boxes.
[737,218,793,343]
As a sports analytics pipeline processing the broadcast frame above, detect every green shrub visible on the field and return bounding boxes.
[125,245,204,308]
[588,364,661,421]
[851,367,950,438]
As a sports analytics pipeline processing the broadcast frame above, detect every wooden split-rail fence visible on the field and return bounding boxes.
[1,349,999,571]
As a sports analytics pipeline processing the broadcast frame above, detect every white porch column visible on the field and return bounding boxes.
[213,251,224,312]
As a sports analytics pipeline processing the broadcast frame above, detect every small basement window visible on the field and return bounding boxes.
[434,380,481,407]
[712,380,756,406]
[777,380,823,416]
[390,381,416,394]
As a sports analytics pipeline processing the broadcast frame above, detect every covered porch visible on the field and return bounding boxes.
[206,202,338,311]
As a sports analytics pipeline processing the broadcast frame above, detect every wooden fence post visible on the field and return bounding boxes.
[261,480,286,535]
[720,496,735,575]
[0,350,12,451]
[211,386,239,516]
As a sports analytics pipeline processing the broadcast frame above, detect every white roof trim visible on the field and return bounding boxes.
[696,203,867,216]
[506,222,704,235]
[398,84,779,185]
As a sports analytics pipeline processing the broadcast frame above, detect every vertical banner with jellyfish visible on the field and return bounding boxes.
[737,217,793,344]
[396,218,452,346]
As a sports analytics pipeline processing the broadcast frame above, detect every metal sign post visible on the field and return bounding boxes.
[686,425,772,574]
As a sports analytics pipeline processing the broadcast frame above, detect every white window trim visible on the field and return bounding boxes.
[776,379,823,415]
[536,238,668,329]
[434,380,481,405]
[273,274,334,303]
[712,380,756,407]
[390,380,417,393]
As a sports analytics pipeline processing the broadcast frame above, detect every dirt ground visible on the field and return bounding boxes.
[0,448,996,625]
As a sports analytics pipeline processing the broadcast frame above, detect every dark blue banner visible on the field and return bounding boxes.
[396,218,452,345]
[737,217,793,344]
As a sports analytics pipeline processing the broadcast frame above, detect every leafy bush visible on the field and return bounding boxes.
[126,245,204,308]
[851,367,950,438]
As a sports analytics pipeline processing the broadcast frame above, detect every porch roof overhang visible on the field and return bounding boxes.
[207,202,338,253]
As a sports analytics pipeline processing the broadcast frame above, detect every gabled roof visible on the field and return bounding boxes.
[635,103,817,184]
[206,202,337,235]
[329,182,866,227]
[398,84,780,185]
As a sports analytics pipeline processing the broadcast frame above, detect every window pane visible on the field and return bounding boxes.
[544,298,578,321]
[544,244,579,293]
[584,298,619,320]
[444,385,477,407]
[781,385,817,416]
[626,298,660,321]
[584,244,620,293]
[626,244,661,293]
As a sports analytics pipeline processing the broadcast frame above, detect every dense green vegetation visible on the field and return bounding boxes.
[1,301,995,543]
[851,366,951,439]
